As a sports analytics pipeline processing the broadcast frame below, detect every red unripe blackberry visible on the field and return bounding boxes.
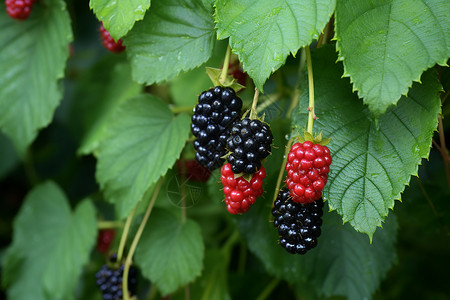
[96,229,115,253]
[272,187,324,255]
[99,22,125,53]
[5,0,35,20]
[285,141,332,203]
[95,254,137,300]
[176,159,212,182]
[220,163,266,214]
[226,118,273,174]
[191,86,242,170]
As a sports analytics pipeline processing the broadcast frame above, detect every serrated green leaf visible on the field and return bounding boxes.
[335,0,450,116]
[0,0,72,155]
[294,46,441,237]
[96,95,191,218]
[215,0,335,91]
[135,208,204,296]
[237,199,397,300]
[73,58,141,155]
[2,181,97,300]
[90,0,151,39]
[124,0,216,85]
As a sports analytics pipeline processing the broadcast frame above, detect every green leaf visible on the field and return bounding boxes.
[135,208,204,296]
[237,199,397,300]
[0,0,72,155]
[335,0,450,116]
[294,46,441,237]
[215,0,335,91]
[0,133,18,180]
[73,58,141,155]
[90,0,151,39]
[2,181,97,300]
[96,95,191,218]
[124,0,216,85]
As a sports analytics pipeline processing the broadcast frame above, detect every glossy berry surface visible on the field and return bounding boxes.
[95,254,137,300]
[285,141,332,203]
[96,229,115,253]
[227,118,273,174]
[272,187,324,255]
[5,0,35,20]
[100,22,125,53]
[221,163,266,214]
[191,86,242,170]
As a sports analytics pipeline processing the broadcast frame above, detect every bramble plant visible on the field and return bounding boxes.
[1,0,449,300]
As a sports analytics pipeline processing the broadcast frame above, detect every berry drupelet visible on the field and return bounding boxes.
[272,187,324,255]
[227,117,273,174]
[191,86,242,170]
[5,0,35,20]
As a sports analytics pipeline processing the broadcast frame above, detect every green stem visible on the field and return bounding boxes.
[117,206,137,263]
[305,46,315,135]
[272,137,294,210]
[219,44,232,85]
[97,220,124,229]
[250,88,260,119]
[256,277,281,300]
[122,180,163,300]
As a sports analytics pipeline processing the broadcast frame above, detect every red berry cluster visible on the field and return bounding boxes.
[285,141,332,204]
[5,0,35,20]
[221,163,266,214]
[99,22,125,53]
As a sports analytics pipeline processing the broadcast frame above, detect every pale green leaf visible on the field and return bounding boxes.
[135,208,204,296]
[215,0,335,91]
[2,181,97,300]
[0,0,72,155]
[73,58,141,155]
[335,0,450,116]
[96,95,191,218]
[294,46,441,237]
[89,0,151,39]
[124,0,216,85]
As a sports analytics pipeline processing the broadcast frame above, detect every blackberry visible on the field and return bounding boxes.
[95,254,137,300]
[272,187,324,255]
[191,86,242,170]
[227,118,273,174]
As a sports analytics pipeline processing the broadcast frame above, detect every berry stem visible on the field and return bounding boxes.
[97,220,123,229]
[170,105,194,114]
[117,206,136,263]
[271,137,294,208]
[219,44,232,85]
[250,88,260,119]
[122,179,163,300]
[305,46,315,135]
[256,277,280,300]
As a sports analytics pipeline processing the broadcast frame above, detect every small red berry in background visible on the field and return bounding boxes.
[99,22,125,53]
[177,159,212,182]
[5,0,35,20]
[285,141,332,204]
[96,229,115,253]
[221,163,266,214]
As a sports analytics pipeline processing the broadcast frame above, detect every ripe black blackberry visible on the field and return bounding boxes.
[95,254,137,300]
[272,187,324,255]
[191,86,242,170]
[227,117,273,174]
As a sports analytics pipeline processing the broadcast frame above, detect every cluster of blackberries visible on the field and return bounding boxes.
[95,255,137,300]
[227,118,273,174]
[272,187,324,255]
[191,86,242,170]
